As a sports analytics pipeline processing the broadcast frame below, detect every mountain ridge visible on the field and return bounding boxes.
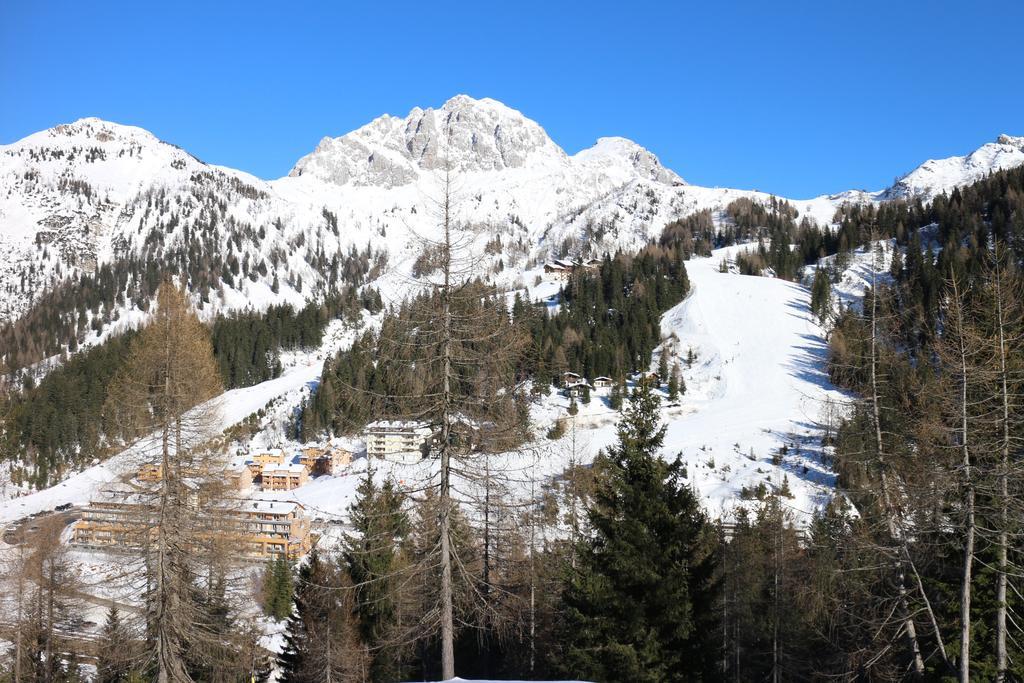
[4,100,1018,197]
[1,95,1021,359]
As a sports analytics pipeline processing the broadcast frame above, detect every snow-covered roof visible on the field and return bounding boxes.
[240,499,302,515]
[262,463,307,475]
[364,420,431,431]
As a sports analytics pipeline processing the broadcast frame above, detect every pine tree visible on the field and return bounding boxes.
[810,268,832,325]
[102,281,254,680]
[609,382,623,410]
[344,468,411,682]
[262,555,294,621]
[276,573,313,681]
[407,488,481,680]
[668,362,683,400]
[278,549,367,682]
[275,557,294,620]
[561,384,721,681]
[719,498,809,680]
[96,606,134,683]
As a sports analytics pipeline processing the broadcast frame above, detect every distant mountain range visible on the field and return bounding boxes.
[1,94,1021,336]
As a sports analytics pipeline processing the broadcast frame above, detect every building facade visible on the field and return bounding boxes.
[313,447,353,475]
[363,420,432,462]
[260,463,309,491]
[71,488,312,559]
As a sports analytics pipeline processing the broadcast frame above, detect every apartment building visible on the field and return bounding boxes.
[71,486,312,559]
[363,420,432,463]
[260,463,309,491]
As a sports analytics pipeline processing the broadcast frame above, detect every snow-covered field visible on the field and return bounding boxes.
[654,245,846,518]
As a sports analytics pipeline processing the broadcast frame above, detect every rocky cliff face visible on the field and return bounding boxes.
[289,95,570,187]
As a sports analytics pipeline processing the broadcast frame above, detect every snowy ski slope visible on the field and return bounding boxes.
[654,245,846,519]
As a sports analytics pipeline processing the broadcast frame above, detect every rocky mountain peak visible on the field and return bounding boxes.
[996,133,1024,150]
[288,95,570,187]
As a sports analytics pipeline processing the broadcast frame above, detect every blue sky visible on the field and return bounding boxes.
[2,1,1022,197]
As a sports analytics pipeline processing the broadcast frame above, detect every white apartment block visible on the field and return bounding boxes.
[363,420,432,463]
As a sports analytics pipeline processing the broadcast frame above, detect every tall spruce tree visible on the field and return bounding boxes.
[344,468,411,682]
[810,267,832,325]
[262,555,294,621]
[278,549,367,682]
[668,361,683,400]
[561,383,721,682]
[96,606,134,683]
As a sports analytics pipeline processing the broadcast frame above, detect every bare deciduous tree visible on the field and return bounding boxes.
[104,281,252,682]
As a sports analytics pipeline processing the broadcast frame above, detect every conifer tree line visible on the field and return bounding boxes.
[815,240,1024,679]
[724,197,825,281]
[210,285,383,389]
[1,286,382,488]
[303,245,690,442]
[660,196,835,282]
[517,247,689,390]
[1,330,136,488]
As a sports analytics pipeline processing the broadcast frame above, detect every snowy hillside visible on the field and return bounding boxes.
[0,116,346,325]
[0,241,852,530]
[652,245,846,518]
[4,95,1018,343]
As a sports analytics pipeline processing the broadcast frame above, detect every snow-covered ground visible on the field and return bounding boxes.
[0,361,320,525]
[653,245,846,519]
[235,245,848,527]
[0,245,849,529]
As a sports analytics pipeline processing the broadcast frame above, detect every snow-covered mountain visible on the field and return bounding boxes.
[1,95,1021,342]
[884,134,1024,201]
[290,95,573,185]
